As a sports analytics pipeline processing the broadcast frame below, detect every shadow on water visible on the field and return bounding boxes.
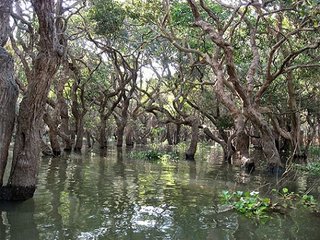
[0,200,39,240]
[0,146,320,239]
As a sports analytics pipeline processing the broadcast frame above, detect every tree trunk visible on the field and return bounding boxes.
[7,59,59,199]
[0,48,18,185]
[125,123,134,147]
[116,124,125,147]
[57,84,72,151]
[203,127,230,161]
[74,117,84,152]
[99,115,108,148]
[247,107,283,172]
[43,111,61,156]
[166,123,173,145]
[0,0,18,186]
[287,71,303,159]
[174,123,181,145]
[86,129,93,148]
[234,114,254,172]
[70,69,87,153]
[186,118,200,160]
[0,0,12,47]
[48,126,61,156]
[41,139,53,156]
[1,0,61,200]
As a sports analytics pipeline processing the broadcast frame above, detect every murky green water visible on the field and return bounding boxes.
[1,147,320,240]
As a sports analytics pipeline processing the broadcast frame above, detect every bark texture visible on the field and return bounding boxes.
[125,122,134,147]
[6,0,62,200]
[0,49,17,183]
[0,0,12,47]
[186,118,200,160]
[0,0,18,186]
[56,71,72,151]
[234,114,254,172]
[43,111,61,156]
[99,115,108,148]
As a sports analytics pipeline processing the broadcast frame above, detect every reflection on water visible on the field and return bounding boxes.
[0,147,320,240]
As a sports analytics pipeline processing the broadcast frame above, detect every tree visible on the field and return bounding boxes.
[1,0,64,200]
[0,0,19,186]
[156,0,320,171]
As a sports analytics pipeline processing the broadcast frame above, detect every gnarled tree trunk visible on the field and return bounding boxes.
[115,120,125,147]
[125,122,134,147]
[247,107,283,172]
[186,118,200,160]
[43,110,61,156]
[174,123,181,145]
[74,116,85,152]
[234,114,254,171]
[59,105,73,152]
[99,115,108,148]
[0,0,18,185]
[1,0,62,200]
[86,129,93,148]
[166,123,174,145]
[287,71,304,159]
[56,72,72,152]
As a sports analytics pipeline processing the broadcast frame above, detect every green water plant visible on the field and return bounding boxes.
[219,190,271,222]
[272,187,317,209]
[219,188,318,223]
[129,149,179,161]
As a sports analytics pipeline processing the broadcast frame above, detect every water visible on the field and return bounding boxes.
[1,147,320,240]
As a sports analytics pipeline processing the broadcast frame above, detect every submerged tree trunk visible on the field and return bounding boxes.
[174,123,181,145]
[6,62,60,199]
[56,76,72,152]
[86,129,93,148]
[203,127,231,162]
[125,123,134,147]
[60,111,73,152]
[247,107,283,172]
[234,114,254,172]
[43,111,61,156]
[99,115,108,148]
[1,0,61,200]
[0,0,18,186]
[74,117,84,152]
[166,123,173,145]
[186,118,200,160]
[287,71,304,159]
[115,122,125,147]
[70,79,86,153]
[114,87,133,147]
[41,138,53,156]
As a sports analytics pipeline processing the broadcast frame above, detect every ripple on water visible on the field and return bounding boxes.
[1,150,320,240]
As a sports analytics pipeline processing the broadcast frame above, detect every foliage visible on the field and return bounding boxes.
[308,146,320,156]
[219,190,271,222]
[150,127,166,141]
[216,115,234,130]
[88,0,126,36]
[271,188,318,209]
[295,162,320,175]
[219,188,318,223]
[129,149,179,161]
[175,142,188,151]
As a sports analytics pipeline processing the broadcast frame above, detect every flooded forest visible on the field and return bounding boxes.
[0,0,320,239]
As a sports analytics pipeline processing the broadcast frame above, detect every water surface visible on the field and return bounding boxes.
[1,147,320,240]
